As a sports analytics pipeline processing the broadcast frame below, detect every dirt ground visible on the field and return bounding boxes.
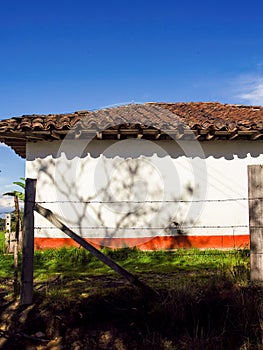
[0,274,262,350]
[0,277,144,350]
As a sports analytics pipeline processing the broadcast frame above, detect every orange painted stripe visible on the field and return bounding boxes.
[34,235,250,250]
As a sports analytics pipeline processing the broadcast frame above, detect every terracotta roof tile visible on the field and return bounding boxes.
[155,102,263,129]
[1,102,263,158]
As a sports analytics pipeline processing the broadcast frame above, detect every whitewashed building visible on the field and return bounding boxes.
[1,102,263,250]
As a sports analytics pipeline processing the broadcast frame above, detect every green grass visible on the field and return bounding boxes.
[0,244,262,349]
[0,244,251,302]
[0,243,250,283]
[0,231,6,253]
[33,246,250,283]
[0,231,15,279]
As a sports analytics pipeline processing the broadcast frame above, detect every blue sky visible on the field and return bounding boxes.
[1,0,263,213]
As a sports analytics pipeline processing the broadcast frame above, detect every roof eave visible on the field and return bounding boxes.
[1,127,263,159]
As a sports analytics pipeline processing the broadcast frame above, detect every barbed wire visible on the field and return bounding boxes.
[29,196,263,204]
[1,196,262,208]
[1,197,261,256]
[33,198,249,204]
[3,195,263,204]
[34,224,249,230]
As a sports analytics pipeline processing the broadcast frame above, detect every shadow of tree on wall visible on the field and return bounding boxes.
[28,128,252,252]
[32,148,198,251]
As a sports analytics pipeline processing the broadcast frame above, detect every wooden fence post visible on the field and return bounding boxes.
[20,178,37,305]
[34,203,159,296]
[248,165,263,282]
[14,194,20,297]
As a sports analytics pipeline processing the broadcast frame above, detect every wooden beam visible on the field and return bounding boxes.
[20,178,37,305]
[194,131,201,139]
[34,203,159,296]
[137,131,143,139]
[50,130,62,140]
[175,131,184,140]
[96,132,103,140]
[238,130,258,136]
[229,131,239,140]
[248,165,263,282]
[155,131,162,140]
[250,132,262,141]
[206,131,215,140]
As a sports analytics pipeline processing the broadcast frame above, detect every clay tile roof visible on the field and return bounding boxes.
[1,102,263,158]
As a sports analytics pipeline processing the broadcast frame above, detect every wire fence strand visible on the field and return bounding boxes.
[32,197,252,204]
[19,195,263,205]
[34,224,250,230]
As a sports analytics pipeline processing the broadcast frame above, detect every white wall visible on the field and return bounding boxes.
[26,139,263,240]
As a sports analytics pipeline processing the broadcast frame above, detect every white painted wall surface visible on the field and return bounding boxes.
[26,139,263,240]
